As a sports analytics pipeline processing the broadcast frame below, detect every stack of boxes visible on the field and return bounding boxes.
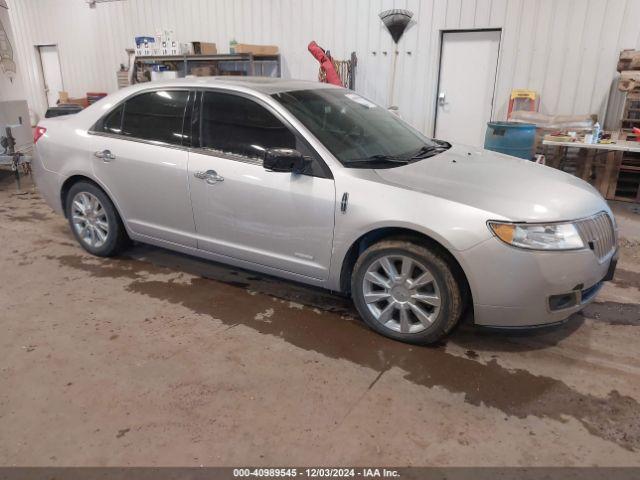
[134,36,155,56]
[135,30,190,56]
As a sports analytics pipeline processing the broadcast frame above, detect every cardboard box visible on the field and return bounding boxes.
[58,91,88,108]
[234,44,278,55]
[159,30,176,55]
[190,66,217,76]
[151,70,179,81]
[134,35,155,56]
[192,42,217,55]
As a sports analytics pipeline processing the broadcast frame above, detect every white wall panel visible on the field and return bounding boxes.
[0,3,27,102]
[6,0,640,135]
[473,0,491,27]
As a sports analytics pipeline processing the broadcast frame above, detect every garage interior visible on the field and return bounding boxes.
[1,0,640,471]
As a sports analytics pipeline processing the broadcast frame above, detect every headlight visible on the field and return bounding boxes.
[488,221,585,250]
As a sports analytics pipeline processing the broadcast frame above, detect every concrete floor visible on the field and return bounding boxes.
[1,171,639,466]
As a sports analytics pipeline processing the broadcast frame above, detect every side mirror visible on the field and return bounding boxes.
[263,148,309,174]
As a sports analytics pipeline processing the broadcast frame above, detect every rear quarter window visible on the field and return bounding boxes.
[94,104,124,134]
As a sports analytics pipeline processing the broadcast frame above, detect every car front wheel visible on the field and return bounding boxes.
[351,240,463,345]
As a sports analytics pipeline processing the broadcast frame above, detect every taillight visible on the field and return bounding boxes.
[33,126,47,144]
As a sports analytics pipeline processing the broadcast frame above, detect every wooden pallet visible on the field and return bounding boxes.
[620,92,640,141]
[613,82,640,202]
[617,49,640,72]
[613,151,640,202]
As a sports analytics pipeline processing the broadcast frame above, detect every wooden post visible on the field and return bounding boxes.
[592,153,606,195]
[548,146,565,170]
[576,149,594,181]
[605,151,624,200]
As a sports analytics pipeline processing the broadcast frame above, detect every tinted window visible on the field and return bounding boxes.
[97,104,124,134]
[121,90,188,145]
[200,92,299,159]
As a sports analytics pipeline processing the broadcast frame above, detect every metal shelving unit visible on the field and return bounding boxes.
[133,53,281,82]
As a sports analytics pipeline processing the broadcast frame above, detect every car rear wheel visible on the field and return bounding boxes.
[351,240,463,345]
[65,181,129,257]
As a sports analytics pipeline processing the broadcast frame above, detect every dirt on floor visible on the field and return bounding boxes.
[1,171,639,466]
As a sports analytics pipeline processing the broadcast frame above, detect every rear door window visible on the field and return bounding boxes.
[120,90,189,145]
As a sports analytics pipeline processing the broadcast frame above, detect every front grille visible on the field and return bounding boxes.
[575,212,616,262]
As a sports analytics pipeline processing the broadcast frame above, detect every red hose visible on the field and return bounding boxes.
[308,41,342,86]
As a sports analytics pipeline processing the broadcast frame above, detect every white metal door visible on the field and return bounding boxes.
[37,45,63,108]
[434,30,501,147]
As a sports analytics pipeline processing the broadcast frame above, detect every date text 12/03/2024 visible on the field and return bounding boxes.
[233,468,401,478]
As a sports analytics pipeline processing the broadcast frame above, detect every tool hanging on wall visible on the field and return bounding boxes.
[326,52,357,90]
[307,41,342,87]
[315,52,358,90]
[379,9,413,109]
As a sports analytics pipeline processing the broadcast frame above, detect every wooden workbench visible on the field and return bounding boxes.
[542,140,640,152]
[542,140,640,200]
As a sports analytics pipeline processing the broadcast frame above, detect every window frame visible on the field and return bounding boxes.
[89,87,192,151]
[190,88,333,179]
[89,86,333,180]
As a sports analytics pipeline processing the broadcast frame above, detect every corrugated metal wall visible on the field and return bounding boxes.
[0,1,28,102]
[7,0,640,134]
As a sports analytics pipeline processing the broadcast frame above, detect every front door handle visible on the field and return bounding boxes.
[94,149,116,161]
[194,169,224,185]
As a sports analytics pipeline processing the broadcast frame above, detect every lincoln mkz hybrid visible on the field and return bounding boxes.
[32,78,618,344]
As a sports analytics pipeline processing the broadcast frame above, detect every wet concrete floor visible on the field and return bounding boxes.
[1,173,639,466]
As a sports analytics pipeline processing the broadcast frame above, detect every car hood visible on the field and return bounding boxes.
[373,144,608,222]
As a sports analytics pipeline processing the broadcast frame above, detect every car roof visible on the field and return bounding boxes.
[128,77,342,95]
[72,77,344,127]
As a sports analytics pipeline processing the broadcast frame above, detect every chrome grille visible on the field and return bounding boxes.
[575,212,616,262]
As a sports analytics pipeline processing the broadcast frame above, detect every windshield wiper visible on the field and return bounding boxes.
[409,143,451,160]
[345,155,410,168]
[346,142,452,167]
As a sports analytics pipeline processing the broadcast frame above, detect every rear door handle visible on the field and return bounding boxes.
[194,169,224,185]
[94,149,116,161]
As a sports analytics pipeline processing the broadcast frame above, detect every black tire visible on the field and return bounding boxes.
[64,181,129,257]
[351,240,463,345]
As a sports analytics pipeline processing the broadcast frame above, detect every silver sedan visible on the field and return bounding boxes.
[31,78,618,344]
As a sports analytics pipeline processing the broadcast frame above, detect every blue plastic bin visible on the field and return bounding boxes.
[484,122,536,160]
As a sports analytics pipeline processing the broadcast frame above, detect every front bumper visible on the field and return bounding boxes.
[461,237,617,327]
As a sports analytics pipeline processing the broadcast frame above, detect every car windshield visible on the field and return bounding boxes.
[272,89,449,168]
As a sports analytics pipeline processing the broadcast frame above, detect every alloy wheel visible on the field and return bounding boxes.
[71,192,110,248]
[362,254,441,334]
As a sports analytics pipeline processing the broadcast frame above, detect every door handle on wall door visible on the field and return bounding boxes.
[94,149,116,161]
[437,92,447,106]
[194,170,224,185]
